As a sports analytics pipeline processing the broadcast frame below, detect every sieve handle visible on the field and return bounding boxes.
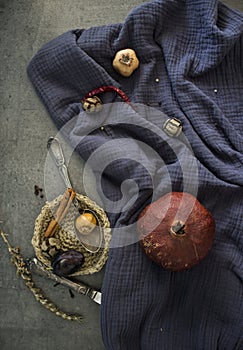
[47,137,72,189]
[47,137,79,208]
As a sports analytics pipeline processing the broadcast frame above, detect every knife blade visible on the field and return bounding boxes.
[26,257,102,305]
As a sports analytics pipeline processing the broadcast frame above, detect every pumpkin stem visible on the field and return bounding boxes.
[171,221,186,236]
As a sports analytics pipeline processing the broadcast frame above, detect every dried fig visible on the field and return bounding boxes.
[112,48,139,77]
[51,250,84,276]
[137,192,215,271]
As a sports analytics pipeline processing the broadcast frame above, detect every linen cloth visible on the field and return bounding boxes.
[27,0,243,349]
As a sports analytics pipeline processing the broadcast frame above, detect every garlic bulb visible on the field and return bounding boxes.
[112,48,139,77]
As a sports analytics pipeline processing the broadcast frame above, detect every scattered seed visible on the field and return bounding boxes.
[34,185,44,198]
[69,289,75,298]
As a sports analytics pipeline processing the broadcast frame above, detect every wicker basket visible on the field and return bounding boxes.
[32,193,111,275]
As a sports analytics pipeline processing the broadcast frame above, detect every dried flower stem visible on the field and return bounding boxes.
[0,229,83,323]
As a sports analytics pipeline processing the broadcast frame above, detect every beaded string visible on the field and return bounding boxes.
[0,230,83,323]
[81,85,131,104]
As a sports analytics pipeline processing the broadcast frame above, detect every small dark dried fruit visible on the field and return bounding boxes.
[137,192,215,271]
[51,250,85,277]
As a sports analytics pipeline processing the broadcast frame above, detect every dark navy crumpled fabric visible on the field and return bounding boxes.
[27,0,243,349]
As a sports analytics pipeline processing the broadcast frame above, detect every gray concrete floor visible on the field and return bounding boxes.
[0,1,242,349]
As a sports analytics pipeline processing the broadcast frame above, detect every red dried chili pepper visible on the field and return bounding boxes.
[82,85,131,104]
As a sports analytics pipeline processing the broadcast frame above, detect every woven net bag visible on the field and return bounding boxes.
[32,193,111,275]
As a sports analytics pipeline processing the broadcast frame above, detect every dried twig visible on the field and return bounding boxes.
[44,188,76,237]
[0,229,83,323]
